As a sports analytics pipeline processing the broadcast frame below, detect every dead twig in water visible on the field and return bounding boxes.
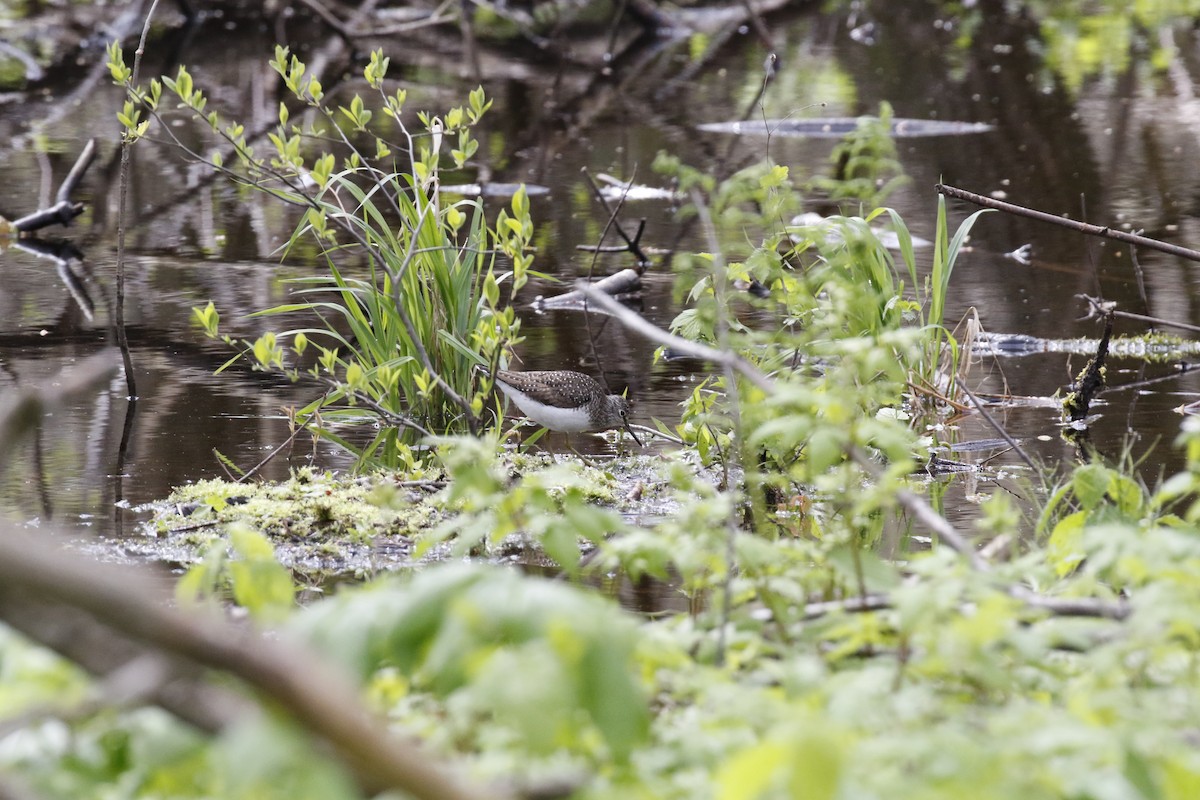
[581,167,652,267]
[958,382,1038,472]
[11,139,98,233]
[1077,293,1200,335]
[937,183,1200,263]
[234,407,321,484]
[1063,311,1113,423]
[798,588,1127,622]
[115,1,164,401]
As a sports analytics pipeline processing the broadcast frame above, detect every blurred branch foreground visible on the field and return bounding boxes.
[0,354,497,800]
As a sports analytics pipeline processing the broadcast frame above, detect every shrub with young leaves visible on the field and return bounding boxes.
[294,564,650,763]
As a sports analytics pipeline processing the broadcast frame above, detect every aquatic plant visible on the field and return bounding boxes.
[109,45,531,466]
[807,100,909,205]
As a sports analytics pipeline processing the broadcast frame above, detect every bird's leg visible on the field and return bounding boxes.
[566,435,608,469]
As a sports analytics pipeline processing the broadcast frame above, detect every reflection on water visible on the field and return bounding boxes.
[522,562,697,617]
[2,5,1200,597]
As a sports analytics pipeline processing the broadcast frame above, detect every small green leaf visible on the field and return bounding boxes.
[1072,463,1111,510]
[807,427,844,474]
[1047,510,1087,576]
[716,741,788,800]
[252,332,278,366]
[228,525,295,622]
[191,301,219,336]
[483,271,500,306]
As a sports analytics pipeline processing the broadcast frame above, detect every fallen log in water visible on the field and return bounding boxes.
[531,268,642,313]
[3,139,96,235]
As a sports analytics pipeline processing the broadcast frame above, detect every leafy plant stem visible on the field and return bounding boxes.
[114,0,162,400]
[691,188,746,668]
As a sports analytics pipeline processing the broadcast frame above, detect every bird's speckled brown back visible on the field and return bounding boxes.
[494,369,608,409]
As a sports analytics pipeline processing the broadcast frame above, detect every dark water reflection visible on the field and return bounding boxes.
[2,4,1200,552]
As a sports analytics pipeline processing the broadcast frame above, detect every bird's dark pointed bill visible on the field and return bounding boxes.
[623,419,643,446]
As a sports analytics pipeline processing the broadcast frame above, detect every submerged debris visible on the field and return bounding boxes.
[594,173,680,202]
[972,330,1200,361]
[439,182,550,197]
[531,268,642,312]
[1062,313,1113,423]
[698,117,994,138]
[791,212,932,251]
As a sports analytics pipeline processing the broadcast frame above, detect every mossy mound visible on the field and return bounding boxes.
[132,454,654,579]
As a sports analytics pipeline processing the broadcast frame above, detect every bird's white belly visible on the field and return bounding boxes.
[499,386,593,432]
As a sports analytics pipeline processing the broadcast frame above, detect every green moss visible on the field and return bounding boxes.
[154,468,440,549]
[146,455,645,576]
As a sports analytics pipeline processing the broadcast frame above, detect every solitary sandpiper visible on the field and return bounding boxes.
[491,369,642,445]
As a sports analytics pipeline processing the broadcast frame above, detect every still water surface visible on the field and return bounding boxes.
[2,4,1199,545]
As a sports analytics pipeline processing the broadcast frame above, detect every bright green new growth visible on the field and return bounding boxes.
[655,130,983,509]
[109,45,532,466]
[12,44,1200,800]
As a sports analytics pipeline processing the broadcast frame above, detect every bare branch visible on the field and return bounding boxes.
[959,382,1038,471]
[0,528,503,800]
[937,183,1200,263]
[572,282,775,394]
[1078,293,1200,335]
[1009,586,1130,620]
[11,139,97,233]
[581,167,651,266]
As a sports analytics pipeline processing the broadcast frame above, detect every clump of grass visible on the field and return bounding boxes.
[111,45,534,468]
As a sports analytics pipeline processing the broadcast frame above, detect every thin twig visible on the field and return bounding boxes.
[1009,586,1129,620]
[233,411,316,484]
[296,0,354,43]
[579,165,640,397]
[692,188,743,668]
[164,519,221,535]
[627,422,683,444]
[958,382,1038,471]
[115,1,162,401]
[801,594,892,620]
[796,588,1128,622]
[352,3,457,37]
[573,283,775,393]
[581,167,652,265]
[937,183,1200,263]
[1077,293,1200,335]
